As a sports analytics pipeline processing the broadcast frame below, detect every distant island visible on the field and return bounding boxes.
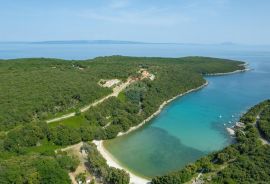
[31,40,148,45]
[0,40,253,46]
[0,56,252,184]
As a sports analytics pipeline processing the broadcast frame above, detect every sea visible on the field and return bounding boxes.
[1,42,270,178]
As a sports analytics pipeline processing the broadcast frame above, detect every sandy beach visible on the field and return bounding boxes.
[92,81,209,184]
[92,66,249,184]
[93,140,151,184]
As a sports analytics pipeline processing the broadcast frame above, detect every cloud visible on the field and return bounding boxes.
[75,0,231,27]
[109,0,131,9]
[77,4,193,27]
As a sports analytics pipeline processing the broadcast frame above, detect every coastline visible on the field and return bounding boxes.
[93,66,249,184]
[117,81,209,137]
[204,65,251,76]
[226,127,235,135]
[205,68,251,76]
[93,140,151,184]
[93,81,209,184]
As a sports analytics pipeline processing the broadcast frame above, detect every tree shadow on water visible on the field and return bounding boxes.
[107,126,205,178]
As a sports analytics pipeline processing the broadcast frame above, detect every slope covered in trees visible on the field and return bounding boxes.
[85,142,130,184]
[0,56,245,183]
[0,56,243,131]
[152,100,270,184]
[257,105,270,141]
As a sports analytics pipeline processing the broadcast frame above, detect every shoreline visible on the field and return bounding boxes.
[118,65,250,137]
[226,127,235,135]
[93,140,151,184]
[93,81,210,184]
[205,62,250,76]
[94,67,249,184]
[204,67,251,76]
[117,81,209,137]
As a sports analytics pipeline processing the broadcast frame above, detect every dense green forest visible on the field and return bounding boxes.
[257,105,270,141]
[83,142,130,184]
[152,100,270,184]
[0,56,245,183]
[0,56,243,131]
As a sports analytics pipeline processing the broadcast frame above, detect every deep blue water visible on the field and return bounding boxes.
[1,43,270,178]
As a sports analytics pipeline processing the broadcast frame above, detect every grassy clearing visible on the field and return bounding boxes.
[118,92,127,102]
[25,140,63,155]
[49,115,89,129]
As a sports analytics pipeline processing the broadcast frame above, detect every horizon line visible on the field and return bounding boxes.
[0,40,269,46]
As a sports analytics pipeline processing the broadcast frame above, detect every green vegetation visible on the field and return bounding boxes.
[0,56,244,183]
[0,56,243,131]
[55,153,80,172]
[83,143,130,184]
[49,115,89,129]
[0,57,136,130]
[0,155,78,184]
[3,122,49,153]
[152,100,270,184]
[257,106,270,141]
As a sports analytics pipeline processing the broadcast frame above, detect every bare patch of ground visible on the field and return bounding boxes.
[99,79,121,88]
[60,142,92,184]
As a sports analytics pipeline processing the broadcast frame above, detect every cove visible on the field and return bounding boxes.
[104,56,270,178]
[1,42,270,178]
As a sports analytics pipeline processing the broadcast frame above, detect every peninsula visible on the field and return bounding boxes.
[0,56,246,184]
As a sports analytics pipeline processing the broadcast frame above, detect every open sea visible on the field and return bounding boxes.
[1,42,270,178]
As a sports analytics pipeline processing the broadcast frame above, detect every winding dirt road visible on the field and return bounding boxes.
[46,78,134,123]
[254,114,270,145]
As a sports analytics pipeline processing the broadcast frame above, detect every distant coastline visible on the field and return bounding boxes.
[2,40,269,47]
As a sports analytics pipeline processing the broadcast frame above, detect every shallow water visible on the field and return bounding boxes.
[104,55,270,178]
[1,43,270,178]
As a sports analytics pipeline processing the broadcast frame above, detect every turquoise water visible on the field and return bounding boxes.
[104,55,270,178]
[1,43,270,178]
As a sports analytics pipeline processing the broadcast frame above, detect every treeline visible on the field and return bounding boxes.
[0,151,79,184]
[0,58,136,130]
[1,128,129,184]
[83,143,130,184]
[152,99,270,184]
[257,105,270,141]
[0,56,244,131]
[0,56,245,183]
[1,67,205,153]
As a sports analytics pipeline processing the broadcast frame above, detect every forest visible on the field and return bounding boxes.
[0,56,244,131]
[257,105,270,141]
[84,142,130,184]
[0,56,245,183]
[152,99,270,184]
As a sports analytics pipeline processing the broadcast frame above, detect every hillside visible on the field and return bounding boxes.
[0,56,245,184]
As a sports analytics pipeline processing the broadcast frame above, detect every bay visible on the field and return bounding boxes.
[1,42,270,178]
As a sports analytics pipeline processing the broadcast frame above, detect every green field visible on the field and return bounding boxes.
[49,115,89,129]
